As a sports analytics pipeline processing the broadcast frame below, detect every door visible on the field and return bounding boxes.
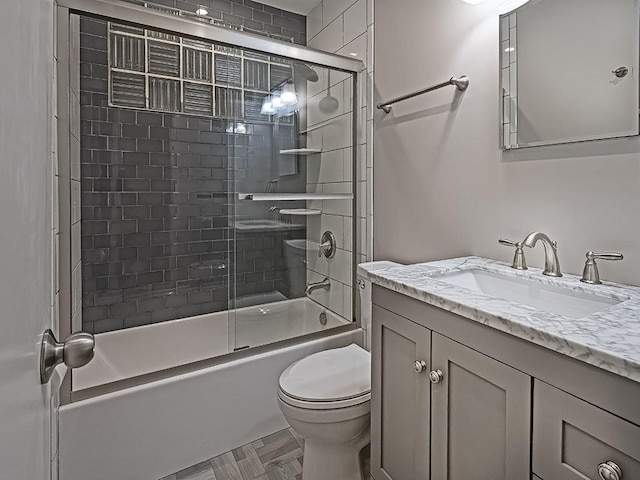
[0,2,56,480]
[371,305,431,480]
[430,333,531,480]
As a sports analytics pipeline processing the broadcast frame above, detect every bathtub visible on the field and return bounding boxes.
[59,299,361,480]
[73,297,348,390]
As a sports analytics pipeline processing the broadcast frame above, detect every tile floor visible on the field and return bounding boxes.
[160,428,371,480]
[160,428,305,480]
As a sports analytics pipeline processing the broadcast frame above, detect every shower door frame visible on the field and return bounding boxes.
[57,0,364,403]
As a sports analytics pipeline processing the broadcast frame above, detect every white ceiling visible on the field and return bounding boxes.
[258,0,321,16]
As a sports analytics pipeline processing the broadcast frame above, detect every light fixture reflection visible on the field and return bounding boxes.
[260,97,276,115]
[226,123,247,134]
[271,95,283,110]
[281,83,297,106]
[195,6,208,16]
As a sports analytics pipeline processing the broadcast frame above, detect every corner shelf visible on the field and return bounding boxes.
[238,193,353,201]
[279,148,322,156]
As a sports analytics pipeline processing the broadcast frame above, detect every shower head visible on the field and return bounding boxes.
[293,62,319,82]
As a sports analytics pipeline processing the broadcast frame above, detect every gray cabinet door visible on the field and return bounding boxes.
[533,380,640,480]
[431,333,531,480]
[371,305,431,480]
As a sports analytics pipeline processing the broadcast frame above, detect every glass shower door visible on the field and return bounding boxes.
[76,15,244,387]
[230,55,357,351]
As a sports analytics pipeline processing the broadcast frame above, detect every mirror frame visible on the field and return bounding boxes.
[499,0,640,150]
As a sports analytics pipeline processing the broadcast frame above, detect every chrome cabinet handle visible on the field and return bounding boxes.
[598,461,623,480]
[429,369,444,384]
[414,360,427,373]
[40,329,95,384]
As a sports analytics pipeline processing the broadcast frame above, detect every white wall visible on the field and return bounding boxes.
[305,0,374,326]
[374,0,640,287]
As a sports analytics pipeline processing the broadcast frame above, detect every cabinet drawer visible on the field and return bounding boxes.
[533,380,640,480]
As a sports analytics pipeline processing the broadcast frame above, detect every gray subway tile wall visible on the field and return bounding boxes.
[124,0,307,45]
[79,6,307,334]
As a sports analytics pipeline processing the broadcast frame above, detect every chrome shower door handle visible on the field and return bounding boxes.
[40,329,95,384]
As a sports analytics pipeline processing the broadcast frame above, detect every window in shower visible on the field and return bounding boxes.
[75,10,357,390]
[107,22,293,121]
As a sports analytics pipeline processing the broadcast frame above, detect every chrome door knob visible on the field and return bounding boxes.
[429,369,444,384]
[413,360,427,373]
[40,329,95,384]
[598,461,623,480]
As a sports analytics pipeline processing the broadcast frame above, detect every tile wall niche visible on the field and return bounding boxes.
[305,0,374,336]
[76,5,307,334]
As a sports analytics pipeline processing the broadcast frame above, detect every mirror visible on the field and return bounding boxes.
[499,0,639,149]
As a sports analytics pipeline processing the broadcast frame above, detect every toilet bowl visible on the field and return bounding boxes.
[277,344,371,480]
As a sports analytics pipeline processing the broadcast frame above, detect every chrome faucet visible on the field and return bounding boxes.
[305,278,331,295]
[522,232,562,277]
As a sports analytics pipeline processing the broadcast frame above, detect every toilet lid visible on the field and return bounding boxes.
[278,344,371,402]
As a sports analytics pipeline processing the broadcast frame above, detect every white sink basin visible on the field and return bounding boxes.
[432,269,621,319]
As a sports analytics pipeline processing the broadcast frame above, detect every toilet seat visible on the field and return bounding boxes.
[278,344,371,410]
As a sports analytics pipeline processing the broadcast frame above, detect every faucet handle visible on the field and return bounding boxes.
[588,252,624,262]
[498,238,518,248]
[499,238,528,270]
[581,251,623,285]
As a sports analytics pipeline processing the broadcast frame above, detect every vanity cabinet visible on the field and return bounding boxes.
[430,333,530,480]
[371,286,640,480]
[371,305,431,480]
[533,380,640,480]
[371,306,531,480]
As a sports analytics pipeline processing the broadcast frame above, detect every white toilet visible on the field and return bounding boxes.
[277,344,371,480]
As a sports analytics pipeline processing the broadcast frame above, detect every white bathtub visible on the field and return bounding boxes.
[60,300,361,480]
[74,297,347,390]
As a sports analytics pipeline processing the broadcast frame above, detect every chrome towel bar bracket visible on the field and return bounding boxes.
[377,75,470,113]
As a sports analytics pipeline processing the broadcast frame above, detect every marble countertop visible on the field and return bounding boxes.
[363,256,640,384]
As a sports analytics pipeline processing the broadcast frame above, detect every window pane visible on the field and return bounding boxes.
[270,64,292,89]
[214,54,241,87]
[110,33,145,71]
[183,38,212,50]
[243,60,268,91]
[215,87,242,117]
[148,29,180,43]
[149,77,181,112]
[184,82,213,116]
[148,40,181,77]
[244,91,267,120]
[109,22,144,36]
[111,71,146,108]
[183,48,212,82]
